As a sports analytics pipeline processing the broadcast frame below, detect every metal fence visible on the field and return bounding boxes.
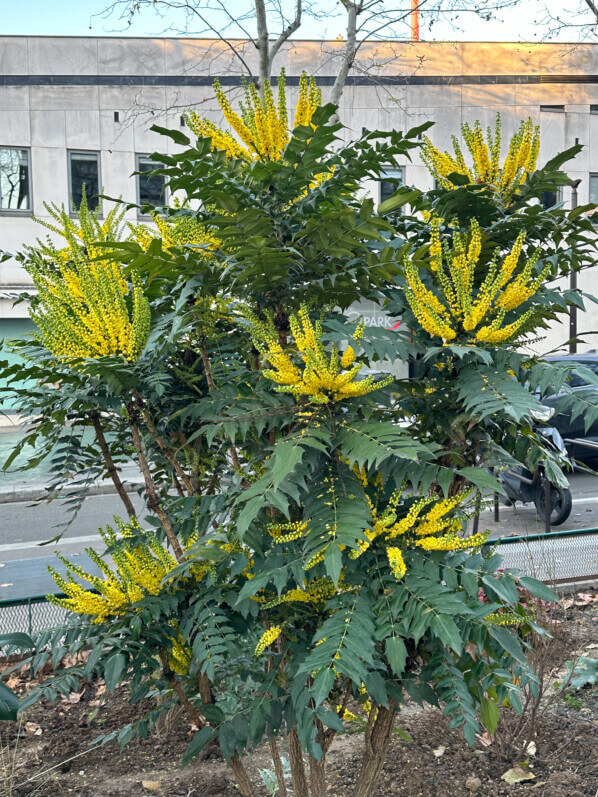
[0,595,68,636]
[1,529,598,635]
[496,526,598,586]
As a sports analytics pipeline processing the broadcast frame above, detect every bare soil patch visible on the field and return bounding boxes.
[3,602,598,797]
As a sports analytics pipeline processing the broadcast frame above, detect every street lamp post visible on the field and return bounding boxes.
[569,179,582,355]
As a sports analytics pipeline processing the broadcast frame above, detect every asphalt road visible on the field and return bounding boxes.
[482,470,598,539]
[0,491,146,562]
[1,472,598,588]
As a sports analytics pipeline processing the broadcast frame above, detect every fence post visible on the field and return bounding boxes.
[543,466,551,535]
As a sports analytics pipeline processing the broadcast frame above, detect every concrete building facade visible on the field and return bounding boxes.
[2,36,598,352]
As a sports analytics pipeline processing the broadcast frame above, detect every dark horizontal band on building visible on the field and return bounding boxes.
[3,73,598,87]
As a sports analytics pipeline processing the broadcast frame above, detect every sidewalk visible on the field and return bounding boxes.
[0,477,143,504]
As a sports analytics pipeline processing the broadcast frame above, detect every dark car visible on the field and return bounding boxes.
[542,353,598,464]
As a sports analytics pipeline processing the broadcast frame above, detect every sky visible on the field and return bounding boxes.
[0,0,596,43]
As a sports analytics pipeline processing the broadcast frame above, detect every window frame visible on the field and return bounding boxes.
[378,166,406,206]
[67,149,102,216]
[589,173,598,205]
[135,153,168,218]
[0,145,32,215]
[541,185,564,210]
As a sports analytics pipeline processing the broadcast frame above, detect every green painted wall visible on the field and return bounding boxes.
[0,318,36,410]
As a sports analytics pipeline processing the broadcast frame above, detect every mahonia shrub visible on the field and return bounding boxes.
[3,89,598,797]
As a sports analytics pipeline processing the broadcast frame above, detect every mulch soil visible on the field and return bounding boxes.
[2,597,598,797]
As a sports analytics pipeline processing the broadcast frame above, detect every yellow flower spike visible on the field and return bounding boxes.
[253,306,392,403]
[416,530,489,551]
[255,625,282,656]
[405,218,546,345]
[422,113,540,206]
[47,521,203,624]
[387,547,407,580]
[186,71,321,164]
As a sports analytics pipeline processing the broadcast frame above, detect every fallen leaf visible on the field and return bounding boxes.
[586,643,598,650]
[524,741,537,756]
[141,781,162,793]
[501,765,535,784]
[476,731,492,748]
[433,745,446,758]
[61,691,83,704]
[465,641,477,659]
[575,593,596,605]
[6,676,21,690]
[25,722,42,736]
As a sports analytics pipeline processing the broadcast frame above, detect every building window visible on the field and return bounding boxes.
[69,151,100,213]
[590,174,598,204]
[379,167,405,205]
[590,105,598,115]
[540,104,565,113]
[0,147,31,212]
[541,186,563,209]
[136,155,166,213]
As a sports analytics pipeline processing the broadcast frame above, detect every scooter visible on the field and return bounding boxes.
[497,427,573,527]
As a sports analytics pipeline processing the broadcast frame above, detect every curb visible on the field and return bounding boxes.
[0,481,143,505]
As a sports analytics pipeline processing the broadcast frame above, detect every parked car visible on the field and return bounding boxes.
[542,353,598,464]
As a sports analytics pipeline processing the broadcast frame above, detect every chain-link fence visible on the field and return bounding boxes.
[0,595,68,636]
[496,526,598,586]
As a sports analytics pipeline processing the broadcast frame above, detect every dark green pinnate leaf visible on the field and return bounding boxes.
[488,625,527,665]
[183,727,217,766]
[516,576,556,603]
[104,652,127,693]
[0,682,19,721]
[385,636,408,677]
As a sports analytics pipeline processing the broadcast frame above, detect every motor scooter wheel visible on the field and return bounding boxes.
[534,484,573,527]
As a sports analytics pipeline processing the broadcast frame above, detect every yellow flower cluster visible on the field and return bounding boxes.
[31,260,150,361]
[254,306,392,403]
[255,625,282,656]
[345,483,485,581]
[47,519,199,673]
[261,576,341,609]
[421,114,540,205]
[26,197,150,361]
[404,218,548,344]
[416,530,489,551]
[268,519,309,543]
[485,611,525,627]
[47,519,181,623]
[29,191,127,267]
[168,633,193,675]
[185,70,321,163]
[387,547,407,579]
[129,211,218,254]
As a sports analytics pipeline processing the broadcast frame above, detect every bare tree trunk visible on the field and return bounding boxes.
[269,737,288,797]
[137,399,196,495]
[309,755,327,797]
[330,0,360,108]
[288,729,310,797]
[230,753,259,797]
[90,411,137,520]
[254,0,271,97]
[128,409,185,562]
[352,703,396,797]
